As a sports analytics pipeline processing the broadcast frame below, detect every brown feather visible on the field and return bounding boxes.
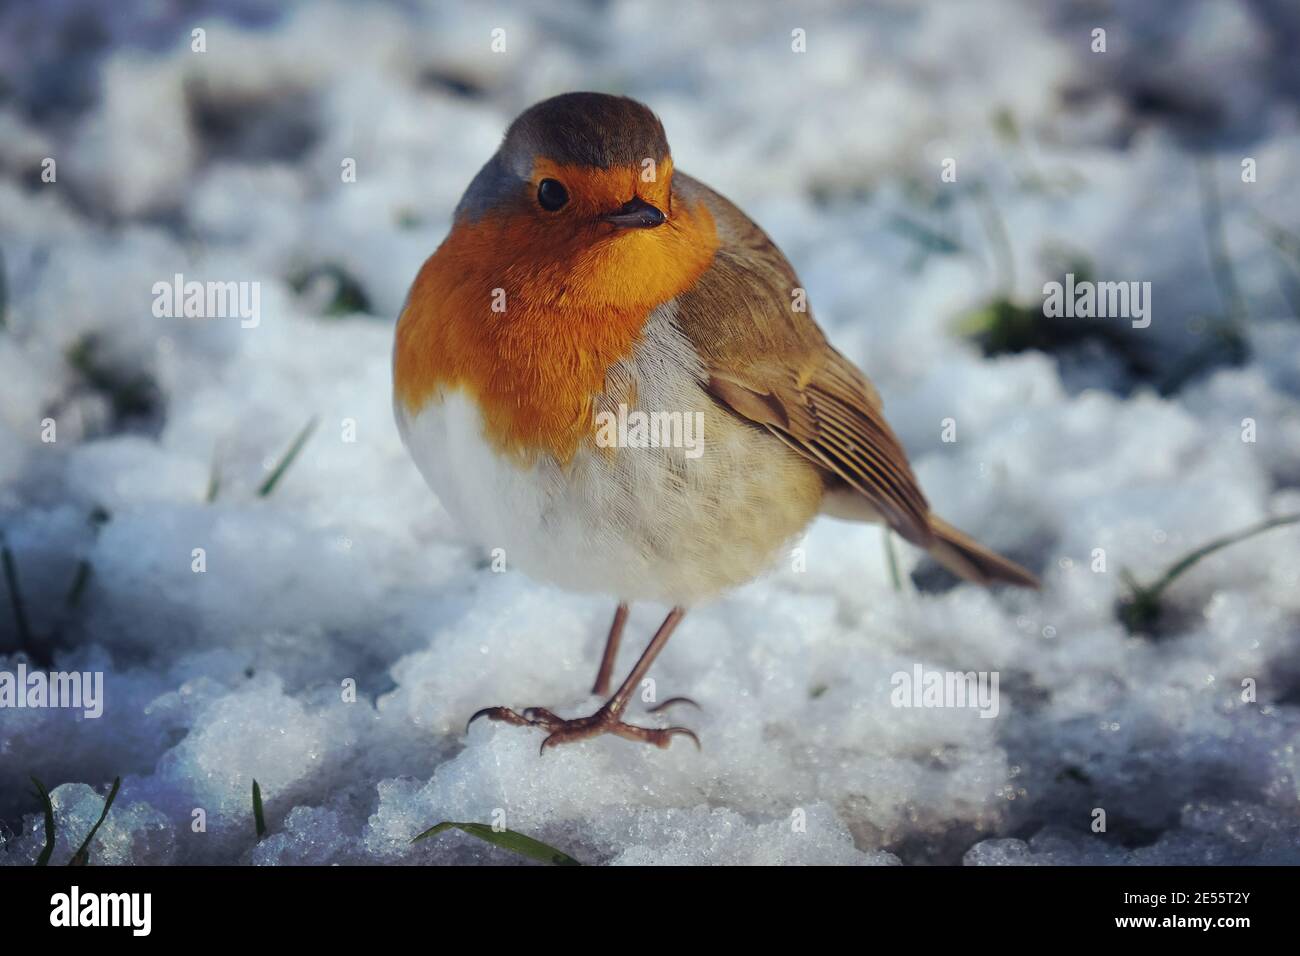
[927,516,1041,588]
[671,172,1037,587]
[673,173,932,546]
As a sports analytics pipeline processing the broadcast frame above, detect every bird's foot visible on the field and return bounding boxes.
[467,702,699,753]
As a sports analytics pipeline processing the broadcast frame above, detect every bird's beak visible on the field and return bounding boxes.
[602,196,666,229]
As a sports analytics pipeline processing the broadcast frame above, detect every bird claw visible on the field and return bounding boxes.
[645,696,700,714]
[609,723,700,751]
[466,705,551,733]
[468,702,700,753]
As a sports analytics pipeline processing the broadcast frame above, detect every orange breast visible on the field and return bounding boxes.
[394,163,719,463]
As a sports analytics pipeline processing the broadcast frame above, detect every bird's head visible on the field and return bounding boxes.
[397,93,720,457]
[447,92,717,312]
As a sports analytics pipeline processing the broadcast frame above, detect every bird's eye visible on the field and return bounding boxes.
[537,178,568,211]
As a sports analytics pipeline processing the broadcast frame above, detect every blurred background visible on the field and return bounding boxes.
[1,0,1298,865]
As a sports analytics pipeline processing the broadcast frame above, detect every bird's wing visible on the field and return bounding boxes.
[671,172,934,546]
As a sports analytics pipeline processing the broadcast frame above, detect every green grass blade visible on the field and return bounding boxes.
[1198,159,1249,328]
[971,183,1015,295]
[205,445,222,503]
[886,214,964,256]
[64,559,92,609]
[1148,513,1300,600]
[883,529,902,593]
[2,534,35,655]
[252,780,267,840]
[257,418,318,497]
[411,821,581,866]
[1250,212,1300,267]
[29,776,56,866]
[68,776,121,866]
[1119,514,1300,633]
[0,244,8,330]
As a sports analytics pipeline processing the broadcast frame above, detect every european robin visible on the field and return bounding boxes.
[393,92,1038,753]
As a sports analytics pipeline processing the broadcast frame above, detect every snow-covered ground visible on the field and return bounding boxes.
[1,0,1299,865]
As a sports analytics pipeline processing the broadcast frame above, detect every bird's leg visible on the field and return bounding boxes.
[598,607,683,723]
[467,607,699,752]
[592,603,696,711]
[591,601,629,696]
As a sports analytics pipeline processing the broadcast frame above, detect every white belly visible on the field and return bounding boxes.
[394,306,823,605]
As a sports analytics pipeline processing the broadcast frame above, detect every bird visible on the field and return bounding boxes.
[392,92,1038,753]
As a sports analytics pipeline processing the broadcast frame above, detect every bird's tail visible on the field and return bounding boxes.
[925,515,1039,588]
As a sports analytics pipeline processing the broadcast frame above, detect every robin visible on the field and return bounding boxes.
[393,92,1038,753]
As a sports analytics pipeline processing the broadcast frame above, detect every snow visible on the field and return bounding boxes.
[1,0,1298,866]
